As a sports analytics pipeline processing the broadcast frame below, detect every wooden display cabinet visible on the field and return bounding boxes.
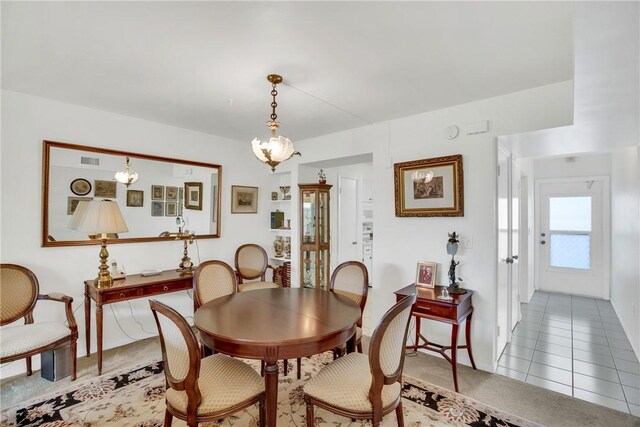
[298,183,332,289]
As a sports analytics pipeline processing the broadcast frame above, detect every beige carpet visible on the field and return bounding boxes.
[1,353,541,427]
[1,337,638,427]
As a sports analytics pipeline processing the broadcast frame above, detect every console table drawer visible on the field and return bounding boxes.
[145,281,191,296]
[102,288,142,303]
[414,302,455,320]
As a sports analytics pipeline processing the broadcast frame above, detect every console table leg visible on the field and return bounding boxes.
[465,311,477,369]
[96,303,103,375]
[415,315,421,346]
[451,323,459,392]
[264,361,279,427]
[84,287,91,357]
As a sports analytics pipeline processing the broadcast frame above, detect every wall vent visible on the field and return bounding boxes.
[81,156,100,166]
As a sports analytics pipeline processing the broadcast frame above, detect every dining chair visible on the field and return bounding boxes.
[303,293,417,427]
[192,260,237,310]
[0,264,78,381]
[234,244,281,292]
[294,261,369,379]
[149,299,265,427]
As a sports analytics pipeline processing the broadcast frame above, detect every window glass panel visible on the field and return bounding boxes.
[549,197,591,231]
[550,234,591,270]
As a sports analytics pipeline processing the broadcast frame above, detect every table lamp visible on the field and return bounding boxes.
[70,200,128,288]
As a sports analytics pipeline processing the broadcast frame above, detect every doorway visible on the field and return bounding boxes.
[535,178,610,298]
[338,176,358,264]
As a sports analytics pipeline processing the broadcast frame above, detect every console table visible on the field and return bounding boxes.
[394,284,476,392]
[84,270,193,374]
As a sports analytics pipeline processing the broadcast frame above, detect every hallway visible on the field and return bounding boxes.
[496,291,640,416]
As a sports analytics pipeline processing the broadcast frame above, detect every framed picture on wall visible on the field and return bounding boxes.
[185,182,203,210]
[67,196,92,215]
[126,190,144,207]
[151,185,164,200]
[94,180,117,198]
[166,186,179,201]
[165,201,177,216]
[151,201,164,217]
[231,185,258,214]
[394,154,464,217]
[70,178,91,196]
[416,261,438,288]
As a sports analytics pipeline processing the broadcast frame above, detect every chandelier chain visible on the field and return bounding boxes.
[270,84,278,121]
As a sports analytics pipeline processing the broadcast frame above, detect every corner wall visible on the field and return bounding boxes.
[0,90,274,378]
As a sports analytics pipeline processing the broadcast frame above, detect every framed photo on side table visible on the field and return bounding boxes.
[185,182,203,210]
[394,154,463,217]
[231,185,258,214]
[416,261,437,288]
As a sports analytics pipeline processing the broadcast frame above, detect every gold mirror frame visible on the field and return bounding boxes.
[42,140,222,247]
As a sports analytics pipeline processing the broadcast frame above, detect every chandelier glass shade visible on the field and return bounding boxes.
[251,74,300,172]
[114,157,139,187]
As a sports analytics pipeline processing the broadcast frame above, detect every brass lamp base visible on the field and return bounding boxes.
[95,238,114,288]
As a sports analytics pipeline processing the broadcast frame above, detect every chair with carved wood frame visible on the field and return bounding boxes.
[234,244,282,292]
[303,293,416,427]
[149,299,265,427]
[0,264,78,381]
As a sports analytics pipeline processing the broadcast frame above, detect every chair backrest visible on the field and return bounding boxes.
[193,260,237,309]
[149,299,201,410]
[0,264,39,326]
[234,244,268,282]
[329,261,369,326]
[368,293,417,397]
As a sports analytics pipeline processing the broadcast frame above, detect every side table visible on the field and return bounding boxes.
[394,284,476,392]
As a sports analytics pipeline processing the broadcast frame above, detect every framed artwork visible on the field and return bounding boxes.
[166,186,179,201]
[126,190,144,207]
[94,180,117,198]
[151,201,164,217]
[67,196,92,215]
[178,187,184,201]
[70,178,91,196]
[231,185,258,214]
[212,185,218,222]
[185,182,203,210]
[151,185,164,200]
[416,261,438,288]
[394,154,464,217]
[177,202,183,216]
[271,191,278,200]
[165,201,177,216]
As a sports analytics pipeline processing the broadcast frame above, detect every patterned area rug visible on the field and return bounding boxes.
[1,353,539,426]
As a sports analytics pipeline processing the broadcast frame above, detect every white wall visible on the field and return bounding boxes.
[0,90,275,378]
[289,81,574,371]
[533,153,611,179]
[610,146,640,358]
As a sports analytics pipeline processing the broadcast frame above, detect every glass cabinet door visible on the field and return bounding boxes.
[299,184,332,290]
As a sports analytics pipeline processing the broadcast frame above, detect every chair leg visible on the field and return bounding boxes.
[357,342,363,353]
[297,357,302,379]
[395,402,405,427]
[259,396,266,427]
[284,359,289,376]
[305,401,314,427]
[163,408,173,426]
[71,339,77,381]
[260,360,265,377]
[26,356,32,376]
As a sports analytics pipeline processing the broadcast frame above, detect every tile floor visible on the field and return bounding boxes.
[497,291,640,416]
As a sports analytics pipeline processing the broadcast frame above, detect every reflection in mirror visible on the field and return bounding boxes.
[42,141,221,246]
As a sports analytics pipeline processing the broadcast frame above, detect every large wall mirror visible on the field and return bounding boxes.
[42,140,221,247]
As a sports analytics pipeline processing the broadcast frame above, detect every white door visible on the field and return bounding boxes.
[497,149,510,354]
[510,162,521,329]
[536,179,609,298]
[338,176,358,264]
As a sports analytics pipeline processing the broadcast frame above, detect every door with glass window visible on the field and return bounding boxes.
[536,179,608,298]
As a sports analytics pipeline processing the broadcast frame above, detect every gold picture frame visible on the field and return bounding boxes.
[394,154,463,217]
[94,180,117,198]
[416,261,438,288]
[231,185,258,214]
[185,182,203,210]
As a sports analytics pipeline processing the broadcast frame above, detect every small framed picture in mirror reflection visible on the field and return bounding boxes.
[165,202,177,217]
[67,196,92,215]
[151,185,164,200]
[151,201,164,217]
[185,182,203,210]
[94,180,117,198]
[126,190,144,207]
[166,186,178,201]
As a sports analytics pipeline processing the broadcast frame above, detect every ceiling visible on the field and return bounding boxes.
[2,2,574,142]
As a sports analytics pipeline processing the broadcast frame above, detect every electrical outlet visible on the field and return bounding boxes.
[462,236,473,249]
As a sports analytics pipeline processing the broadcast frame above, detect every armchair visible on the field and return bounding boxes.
[0,264,78,381]
[234,244,282,292]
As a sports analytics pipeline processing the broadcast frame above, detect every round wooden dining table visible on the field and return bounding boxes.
[194,287,361,427]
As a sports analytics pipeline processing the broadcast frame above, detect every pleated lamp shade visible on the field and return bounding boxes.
[71,200,128,235]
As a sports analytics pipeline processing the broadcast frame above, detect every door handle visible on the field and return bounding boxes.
[505,257,514,264]
[512,255,519,260]
[352,241,357,245]
[540,240,546,245]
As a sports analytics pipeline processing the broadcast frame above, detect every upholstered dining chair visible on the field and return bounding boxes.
[0,264,78,381]
[149,299,265,427]
[192,260,237,310]
[234,244,281,292]
[303,293,417,427]
[294,261,369,379]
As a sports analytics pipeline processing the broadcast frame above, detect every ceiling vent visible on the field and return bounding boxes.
[81,156,100,166]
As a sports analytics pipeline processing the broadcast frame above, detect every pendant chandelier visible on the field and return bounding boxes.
[114,156,139,187]
[251,74,300,172]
